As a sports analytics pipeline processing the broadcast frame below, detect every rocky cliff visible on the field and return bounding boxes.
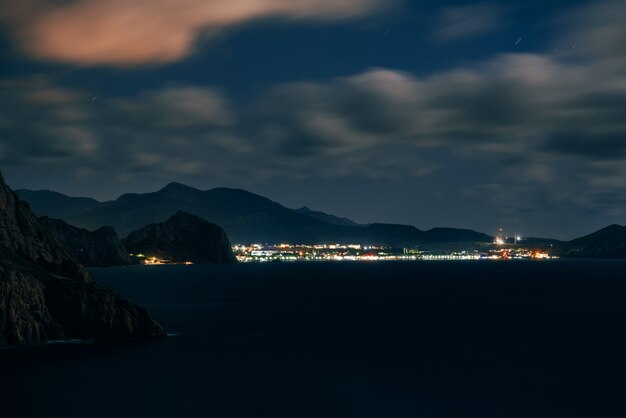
[39,217,132,267]
[0,171,164,346]
[123,211,237,264]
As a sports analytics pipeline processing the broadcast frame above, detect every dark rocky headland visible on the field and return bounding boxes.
[123,211,237,264]
[0,171,165,346]
[39,216,132,267]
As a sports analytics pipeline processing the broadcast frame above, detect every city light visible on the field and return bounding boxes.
[231,243,558,263]
[131,254,194,265]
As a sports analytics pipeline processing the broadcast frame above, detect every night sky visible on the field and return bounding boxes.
[1,0,624,239]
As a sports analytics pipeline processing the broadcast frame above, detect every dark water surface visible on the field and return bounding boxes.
[2,261,626,417]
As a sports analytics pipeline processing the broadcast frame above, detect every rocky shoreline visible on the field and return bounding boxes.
[0,170,165,346]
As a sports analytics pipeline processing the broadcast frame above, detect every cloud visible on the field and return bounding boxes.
[254,56,568,162]
[112,86,234,128]
[432,2,504,42]
[0,0,392,66]
[0,80,243,181]
[0,78,94,164]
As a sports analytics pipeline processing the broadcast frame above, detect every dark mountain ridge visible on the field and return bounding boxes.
[551,224,626,258]
[294,206,361,227]
[18,183,492,246]
[15,189,101,218]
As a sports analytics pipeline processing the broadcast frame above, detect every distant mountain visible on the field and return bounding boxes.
[295,206,361,227]
[15,189,101,218]
[421,227,491,243]
[123,211,236,264]
[18,182,493,246]
[551,224,626,258]
[39,217,132,267]
[68,182,332,242]
[517,237,563,249]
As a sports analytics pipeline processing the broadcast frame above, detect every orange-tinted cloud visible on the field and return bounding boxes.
[1,0,390,66]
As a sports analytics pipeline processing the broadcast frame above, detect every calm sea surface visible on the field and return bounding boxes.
[2,261,626,417]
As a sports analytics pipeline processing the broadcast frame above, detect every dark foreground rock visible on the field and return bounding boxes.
[123,211,237,264]
[0,171,164,346]
[39,217,132,267]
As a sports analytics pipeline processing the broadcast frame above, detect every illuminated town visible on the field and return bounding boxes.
[131,254,194,265]
[130,228,555,265]
[232,242,554,263]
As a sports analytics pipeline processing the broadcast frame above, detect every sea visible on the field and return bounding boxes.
[2,260,626,418]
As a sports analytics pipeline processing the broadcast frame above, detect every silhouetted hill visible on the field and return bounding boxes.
[422,227,491,243]
[18,183,493,246]
[123,211,236,264]
[0,171,164,346]
[363,223,425,244]
[68,183,328,243]
[517,237,563,249]
[295,207,361,227]
[15,189,101,218]
[551,224,626,258]
[39,217,132,267]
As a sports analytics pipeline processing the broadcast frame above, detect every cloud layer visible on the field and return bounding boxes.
[0,0,390,66]
[1,0,625,235]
